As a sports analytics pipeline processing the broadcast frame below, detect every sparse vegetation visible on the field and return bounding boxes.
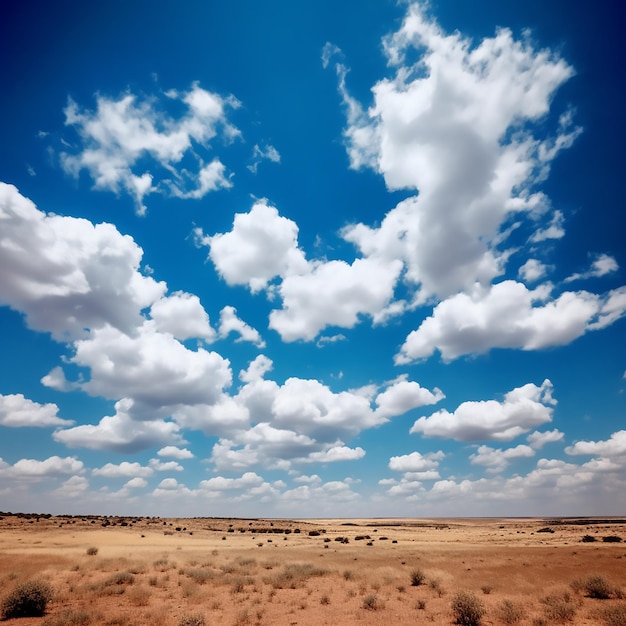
[598,603,626,626]
[410,567,425,586]
[86,546,98,556]
[451,591,485,626]
[541,591,577,622]
[177,613,205,626]
[362,594,381,610]
[1,579,54,619]
[497,599,526,624]
[572,574,620,599]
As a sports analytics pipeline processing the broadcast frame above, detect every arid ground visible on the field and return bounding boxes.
[1,514,625,625]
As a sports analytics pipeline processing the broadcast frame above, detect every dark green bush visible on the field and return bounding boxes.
[1,579,53,619]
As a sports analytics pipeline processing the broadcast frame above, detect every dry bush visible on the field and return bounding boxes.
[266,563,326,589]
[451,591,486,626]
[362,594,382,610]
[497,599,526,625]
[410,568,425,586]
[572,574,619,599]
[177,614,205,626]
[127,584,151,606]
[86,547,98,556]
[42,608,92,625]
[1,578,54,619]
[541,591,577,622]
[598,603,626,626]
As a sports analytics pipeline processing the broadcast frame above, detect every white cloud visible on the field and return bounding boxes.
[157,446,194,459]
[565,430,626,457]
[0,183,166,341]
[388,450,444,472]
[54,475,89,498]
[248,144,280,174]
[218,305,265,347]
[200,472,264,492]
[518,259,549,283]
[150,291,216,342]
[202,200,307,292]
[239,355,273,384]
[92,461,153,478]
[565,253,619,283]
[396,281,623,363]
[304,445,365,463]
[0,456,84,480]
[527,429,564,449]
[53,398,183,453]
[410,380,555,441]
[374,376,444,419]
[148,459,184,472]
[124,477,148,489]
[335,3,580,303]
[61,83,239,214]
[67,322,231,413]
[269,257,403,342]
[470,444,535,473]
[0,393,73,428]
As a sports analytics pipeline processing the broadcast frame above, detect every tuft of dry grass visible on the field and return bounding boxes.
[497,598,526,625]
[541,591,577,622]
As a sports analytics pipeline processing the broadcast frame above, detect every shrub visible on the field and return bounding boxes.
[584,575,615,600]
[541,592,577,622]
[603,535,623,543]
[581,534,597,542]
[42,609,91,625]
[1,579,54,619]
[362,594,381,610]
[598,603,626,626]
[451,591,485,626]
[498,599,525,625]
[177,614,205,626]
[86,546,98,556]
[410,568,425,586]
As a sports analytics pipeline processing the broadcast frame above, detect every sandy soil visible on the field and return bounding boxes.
[1,514,625,625]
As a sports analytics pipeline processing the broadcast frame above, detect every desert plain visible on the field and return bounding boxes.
[0,513,625,625]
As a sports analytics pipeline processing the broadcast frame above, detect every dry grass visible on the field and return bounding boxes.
[1,514,626,625]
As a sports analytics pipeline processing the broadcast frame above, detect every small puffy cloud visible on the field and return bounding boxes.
[239,355,273,384]
[518,259,549,283]
[527,429,564,449]
[61,83,239,214]
[269,257,403,342]
[0,393,73,428]
[565,253,619,283]
[470,444,535,473]
[410,380,555,441]
[92,461,153,478]
[304,445,365,463]
[150,291,215,341]
[200,472,264,492]
[149,458,184,472]
[157,446,194,459]
[389,450,444,473]
[124,477,148,489]
[218,306,265,347]
[396,281,624,363]
[375,376,444,419]
[202,201,307,292]
[565,430,626,457]
[53,398,183,453]
[54,475,89,498]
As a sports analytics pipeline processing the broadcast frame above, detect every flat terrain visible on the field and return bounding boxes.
[1,514,625,625]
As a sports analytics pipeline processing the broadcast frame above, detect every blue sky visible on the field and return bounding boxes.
[1,0,625,517]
